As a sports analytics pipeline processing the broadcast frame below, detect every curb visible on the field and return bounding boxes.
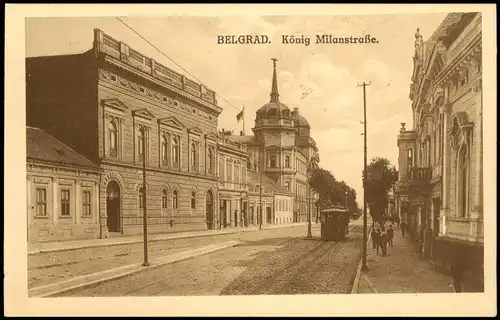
[28,230,237,256]
[29,240,239,298]
[350,258,363,294]
[29,223,311,256]
[240,223,310,233]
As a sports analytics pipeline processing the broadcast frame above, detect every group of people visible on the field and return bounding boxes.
[370,223,396,256]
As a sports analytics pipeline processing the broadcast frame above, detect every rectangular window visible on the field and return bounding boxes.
[285,155,290,168]
[219,157,225,181]
[235,165,240,184]
[227,163,233,183]
[270,155,277,168]
[60,189,70,216]
[82,190,92,216]
[285,181,290,191]
[35,188,47,216]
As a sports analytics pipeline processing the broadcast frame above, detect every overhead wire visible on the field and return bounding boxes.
[115,17,242,112]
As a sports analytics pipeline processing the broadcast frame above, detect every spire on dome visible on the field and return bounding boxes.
[270,58,280,102]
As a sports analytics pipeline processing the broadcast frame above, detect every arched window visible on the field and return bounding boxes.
[161,189,168,209]
[172,137,179,167]
[138,128,145,156]
[172,190,179,209]
[191,191,196,209]
[138,187,145,208]
[109,121,117,156]
[208,148,213,173]
[161,135,168,165]
[191,142,197,170]
[457,146,469,217]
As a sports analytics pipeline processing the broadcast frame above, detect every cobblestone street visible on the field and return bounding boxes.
[52,224,362,296]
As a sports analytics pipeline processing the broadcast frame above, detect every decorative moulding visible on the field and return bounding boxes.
[101,98,129,112]
[158,116,186,131]
[204,132,218,142]
[33,177,51,185]
[59,179,75,186]
[188,127,204,137]
[81,181,94,188]
[132,108,155,121]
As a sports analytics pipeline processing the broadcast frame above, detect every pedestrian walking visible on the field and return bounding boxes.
[380,230,389,256]
[370,228,378,249]
[451,254,466,293]
[400,221,407,237]
[387,224,395,247]
[375,229,383,256]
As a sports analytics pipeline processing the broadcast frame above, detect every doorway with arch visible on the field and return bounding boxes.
[106,180,121,233]
[206,190,214,230]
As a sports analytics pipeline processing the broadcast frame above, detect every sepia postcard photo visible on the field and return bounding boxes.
[4,3,497,317]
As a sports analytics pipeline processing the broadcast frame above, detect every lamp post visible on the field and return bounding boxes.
[141,126,149,267]
[306,163,314,239]
[307,185,312,238]
[345,190,348,209]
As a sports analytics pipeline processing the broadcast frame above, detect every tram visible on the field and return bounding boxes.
[320,206,350,241]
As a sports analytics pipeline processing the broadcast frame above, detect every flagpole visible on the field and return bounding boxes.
[242,105,246,135]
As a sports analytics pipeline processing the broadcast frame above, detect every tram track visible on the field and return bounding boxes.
[122,237,298,296]
[112,225,358,297]
[244,224,360,295]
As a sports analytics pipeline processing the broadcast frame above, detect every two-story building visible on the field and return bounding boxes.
[395,13,483,291]
[26,29,223,238]
[217,135,249,228]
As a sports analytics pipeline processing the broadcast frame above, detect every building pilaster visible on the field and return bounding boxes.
[472,79,483,218]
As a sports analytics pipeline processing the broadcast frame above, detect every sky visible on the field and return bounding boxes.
[25,13,448,204]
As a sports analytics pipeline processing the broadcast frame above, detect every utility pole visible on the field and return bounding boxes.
[141,127,149,267]
[358,81,371,272]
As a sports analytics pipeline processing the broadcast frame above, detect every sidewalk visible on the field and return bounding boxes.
[29,240,239,298]
[355,235,454,294]
[29,222,309,255]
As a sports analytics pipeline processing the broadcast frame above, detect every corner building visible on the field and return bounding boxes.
[395,13,483,291]
[230,59,319,223]
[27,29,222,238]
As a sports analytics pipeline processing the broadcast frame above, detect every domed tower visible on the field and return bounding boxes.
[292,107,318,160]
[291,107,310,137]
[252,58,297,184]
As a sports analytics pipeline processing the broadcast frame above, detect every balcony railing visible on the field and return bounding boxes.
[410,167,432,182]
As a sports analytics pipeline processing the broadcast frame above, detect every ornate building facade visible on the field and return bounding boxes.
[230,59,319,223]
[26,29,303,243]
[395,13,483,291]
[217,135,249,228]
[27,29,222,238]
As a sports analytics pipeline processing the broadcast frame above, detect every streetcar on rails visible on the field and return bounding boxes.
[320,205,350,241]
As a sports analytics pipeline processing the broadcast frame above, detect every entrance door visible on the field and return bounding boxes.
[206,190,214,230]
[243,202,248,227]
[250,205,254,226]
[433,198,440,236]
[266,206,272,224]
[106,181,121,233]
[219,200,225,229]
